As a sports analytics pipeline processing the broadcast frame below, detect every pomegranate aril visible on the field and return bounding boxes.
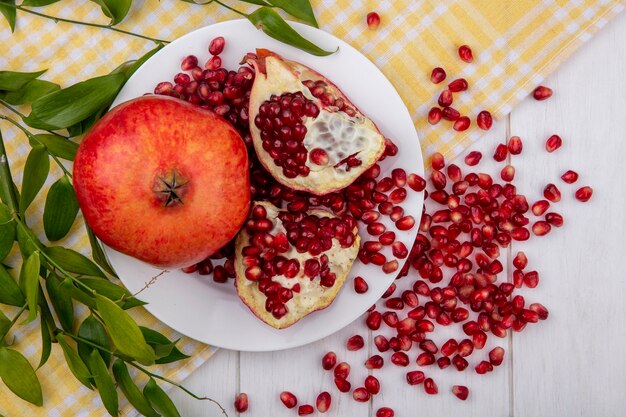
[452,355,469,371]
[437,356,451,369]
[530,303,549,320]
[545,212,564,227]
[428,107,443,125]
[298,404,314,415]
[442,106,460,121]
[438,90,453,107]
[309,148,329,165]
[416,352,435,366]
[477,110,493,130]
[430,67,446,84]
[457,339,474,357]
[351,387,370,402]
[354,276,369,294]
[452,385,469,400]
[322,352,337,370]
[209,36,225,55]
[489,346,505,366]
[407,174,426,192]
[367,12,381,30]
[365,355,384,369]
[575,186,593,202]
[512,227,530,241]
[234,393,248,412]
[334,362,350,379]
[493,143,508,161]
[513,251,528,269]
[475,360,493,374]
[561,170,579,184]
[181,55,198,71]
[545,134,562,153]
[419,339,438,354]
[453,116,471,131]
[280,391,298,409]
[448,78,468,92]
[464,151,482,166]
[347,335,365,351]
[424,378,438,395]
[458,45,473,62]
[316,392,331,413]
[508,136,523,155]
[391,351,410,367]
[500,165,515,182]
[532,200,550,216]
[334,377,351,393]
[523,271,539,288]
[376,408,395,417]
[374,335,390,352]
[431,152,445,170]
[396,216,415,230]
[441,339,458,356]
[543,184,561,202]
[533,85,553,100]
[364,375,381,395]
[532,221,551,236]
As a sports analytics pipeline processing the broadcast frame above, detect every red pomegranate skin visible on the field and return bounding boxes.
[73,95,250,268]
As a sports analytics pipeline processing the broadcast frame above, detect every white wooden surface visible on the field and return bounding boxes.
[170,12,626,417]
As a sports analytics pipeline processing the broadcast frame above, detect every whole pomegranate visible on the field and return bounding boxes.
[73,95,250,268]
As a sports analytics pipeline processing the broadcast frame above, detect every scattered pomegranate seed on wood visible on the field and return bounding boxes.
[477,110,493,130]
[493,143,508,161]
[561,170,579,184]
[545,134,563,152]
[424,378,439,394]
[543,183,562,202]
[316,392,331,413]
[353,276,369,293]
[234,393,248,412]
[376,407,395,417]
[508,136,523,154]
[458,45,474,62]
[298,404,314,415]
[364,375,381,394]
[464,151,482,166]
[346,335,365,351]
[367,12,381,30]
[533,85,553,100]
[430,67,447,84]
[575,186,593,202]
[452,385,469,400]
[280,391,298,409]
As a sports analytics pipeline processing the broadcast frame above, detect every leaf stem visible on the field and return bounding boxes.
[0,130,20,216]
[4,4,170,44]
[0,100,69,139]
[0,304,28,345]
[213,0,248,17]
[0,114,72,178]
[31,246,95,295]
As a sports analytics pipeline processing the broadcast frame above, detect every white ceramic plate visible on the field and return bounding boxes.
[106,19,424,351]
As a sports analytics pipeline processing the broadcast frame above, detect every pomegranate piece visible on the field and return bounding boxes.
[424,378,438,394]
[533,85,553,100]
[234,202,360,329]
[543,184,561,202]
[464,151,482,166]
[347,335,365,351]
[316,392,331,413]
[376,408,395,417]
[458,45,474,62]
[575,186,593,202]
[367,12,381,30]
[508,136,523,155]
[561,170,579,184]
[322,352,337,370]
[298,404,314,415]
[452,385,469,400]
[248,50,386,194]
[489,346,505,366]
[430,67,447,84]
[234,393,248,412]
[477,110,493,130]
[545,134,562,152]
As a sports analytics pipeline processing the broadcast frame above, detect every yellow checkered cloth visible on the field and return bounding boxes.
[0,0,622,415]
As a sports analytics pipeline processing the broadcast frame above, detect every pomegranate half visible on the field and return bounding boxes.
[73,95,250,269]
[248,50,386,195]
[234,201,360,329]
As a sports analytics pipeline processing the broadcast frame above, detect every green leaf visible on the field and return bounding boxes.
[0,69,45,91]
[0,264,23,307]
[44,246,106,278]
[140,327,189,364]
[19,145,50,216]
[0,1,16,33]
[1,79,60,105]
[77,315,111,367]
[45,273,74,332]
[0,202,15,262]
[86,227,117,277]
[95,294,155,365]
[56,334,93,389]
[24,73,126,130]
[16,222,44,259]
[22,0,61,5]
[81,277,146,309]
[248,7,334,56]
[29,134,78,161]
[144,378,181,417]
[88,349,119,417]
[0,348,43,406]
[38,318,52,369]
[61,278,96,309]
[0,310,11,341]
[267,0,318,27]
[238,0,270,5]
[91,0,132,26]
[43,175,79,241]
[19,252,40,324]
[112,360,160,417]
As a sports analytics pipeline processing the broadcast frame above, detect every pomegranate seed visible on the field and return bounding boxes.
[376,408,395,417]
[391,352,410,367]
[321,352,337,371]
[438,90,453,107]
[575,186,593,202]
[234,393,248,412]
[383,311,398,327]
[334,377,351,393]
[475,360,493,374]
[316,392,331,413]
[353,276,369,294]
[508,136,523,155]
[205,56,222,70]
[431,152,445,170]
[512,227,530,241]
[180,55,198,71]
[452,385,469,400]
[561,170,579,184]
[396,216,415,230]
[364,375,380,395]
[431,170,447,189]
[523,271,539,288]
[392,168,407,187]
[448,78,468,92]
[533,85,553,100]
[280,391,298,409]
[489,347,505,366]
[428,107,443,124]
[457,339,474,357]
[545,212,564,227]
[464,151,482,166]
[452,355,468,371]
[543,184,561,202]
[416,352,435,366]
[532,200,550,216]
[405,370,425,385]
[424,378,438,394]
[441,339,458,356]
[453,116,471,131]
[366,311,382,330]
[309,148,329,165]
[493,143,508,161]
[209,36,225,55]
[500,165,515,182]
[367,12,381,30]
[353,387,370,402]
[545,134,562,152]
[334,362,350,379]
[442,106,461,121]
[477,110,493,130]
[530,303,549,320]
[365,355,384,369]
[513,251,528,269]
[532,221,551,236]
[374,335,389,352]
[430,67,446,84]
[458,45,473,62]
[407,174,426,192]
[298,405,314,415]
[347,335,365,351]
